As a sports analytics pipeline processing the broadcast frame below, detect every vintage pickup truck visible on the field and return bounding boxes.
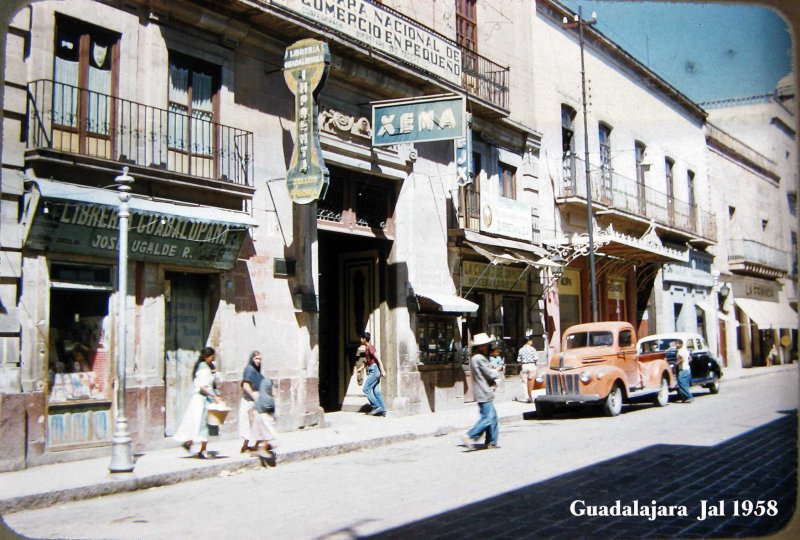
[534,321,674,418]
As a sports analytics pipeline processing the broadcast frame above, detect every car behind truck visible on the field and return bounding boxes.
[534,321,674,418]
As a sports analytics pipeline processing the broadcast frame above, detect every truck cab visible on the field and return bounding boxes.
[534,321,674,418]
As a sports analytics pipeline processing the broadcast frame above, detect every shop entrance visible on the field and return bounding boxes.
[164,272,211,436]
[318,230,385,411]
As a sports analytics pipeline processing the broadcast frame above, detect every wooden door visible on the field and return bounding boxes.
[164,273,209,436]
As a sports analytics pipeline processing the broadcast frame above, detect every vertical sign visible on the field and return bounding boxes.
[284,39,330,204]
[455,113,473,186]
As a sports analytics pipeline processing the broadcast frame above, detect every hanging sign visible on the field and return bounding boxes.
[284,39,330,204]
[372,94,465,147]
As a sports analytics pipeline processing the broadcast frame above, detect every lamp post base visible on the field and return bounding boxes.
[108,418,135,473]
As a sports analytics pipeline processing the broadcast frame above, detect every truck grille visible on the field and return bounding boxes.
[546,373,581,395]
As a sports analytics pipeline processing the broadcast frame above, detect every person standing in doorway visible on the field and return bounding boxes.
[360,331,387,416]
[173,347,222,458]
[239,351,264,453]
[462,333,501,450]
[675,339,693,403]
[516,335,539,403]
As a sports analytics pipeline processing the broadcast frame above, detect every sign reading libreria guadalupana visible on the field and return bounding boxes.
[271,0,461,85]
[284,39,330,204]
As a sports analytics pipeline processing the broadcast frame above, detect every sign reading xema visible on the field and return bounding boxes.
[371,95,465,147]
[284,39,330,204]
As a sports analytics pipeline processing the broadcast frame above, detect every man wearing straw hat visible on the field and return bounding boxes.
[462,332,501,450]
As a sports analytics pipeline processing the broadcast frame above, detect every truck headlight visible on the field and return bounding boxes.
[579,371,591,383]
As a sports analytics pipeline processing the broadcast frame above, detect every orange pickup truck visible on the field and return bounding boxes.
[534,321,674,418]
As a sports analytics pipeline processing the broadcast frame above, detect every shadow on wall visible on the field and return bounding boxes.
[370,410,798,539]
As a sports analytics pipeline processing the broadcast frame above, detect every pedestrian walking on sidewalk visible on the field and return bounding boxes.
[359,331,387,416]
[462,333,501,450]
[675,339,694,403]
[251,369,279,461]
[173,347,222,459]
[239,350,265,453]
[517,334,539,403]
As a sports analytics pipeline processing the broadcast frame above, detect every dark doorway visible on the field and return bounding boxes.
[318,230,387,411]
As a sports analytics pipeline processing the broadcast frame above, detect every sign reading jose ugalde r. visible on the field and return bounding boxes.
[284,39,330,204]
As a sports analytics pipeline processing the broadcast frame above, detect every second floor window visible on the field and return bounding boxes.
[665,157,675,213]
[599,123,613,200]
[562,105,576,189]
[635,141,647,212]
[168,53,219,157]
[53,16,118,136]
[456,0,478,53]
[498,163,516,199]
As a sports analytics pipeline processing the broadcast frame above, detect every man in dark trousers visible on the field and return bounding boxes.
[462,332,501,450]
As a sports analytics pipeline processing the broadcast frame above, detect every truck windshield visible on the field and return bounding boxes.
[565,331,614,349]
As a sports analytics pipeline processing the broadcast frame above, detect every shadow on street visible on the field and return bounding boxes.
[370,410,797,539]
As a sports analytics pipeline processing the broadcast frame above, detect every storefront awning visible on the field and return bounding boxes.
[416,291,479,313]
[463,230,559,268]
[24,178,257,270]
[734,298,798,329]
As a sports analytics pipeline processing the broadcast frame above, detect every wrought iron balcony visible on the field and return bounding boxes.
[461,48,509,111]
[26,79,253,186]
[559,157,717,242]
[728,239,789,278]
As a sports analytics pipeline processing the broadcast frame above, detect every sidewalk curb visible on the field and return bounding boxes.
[0,412,525,514]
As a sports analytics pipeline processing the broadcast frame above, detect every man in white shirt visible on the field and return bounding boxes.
[517,335,539,403]
[675,339,693,403]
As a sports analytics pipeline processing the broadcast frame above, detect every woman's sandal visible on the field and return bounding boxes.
[181,441,192,453]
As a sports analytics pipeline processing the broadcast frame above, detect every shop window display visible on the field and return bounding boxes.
[417,316,457,364]
[48,289,111,403]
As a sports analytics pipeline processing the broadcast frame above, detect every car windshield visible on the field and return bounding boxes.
[565,331,614,349]
[639,339,678,353]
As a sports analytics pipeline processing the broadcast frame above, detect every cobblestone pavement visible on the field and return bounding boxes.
[372,411,797,539]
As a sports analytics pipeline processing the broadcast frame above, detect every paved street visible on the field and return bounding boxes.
[4,368,798,540]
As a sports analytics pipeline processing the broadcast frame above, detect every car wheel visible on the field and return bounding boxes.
[536,401,554,419]
[706,372,720,394]
[602,383,623,417]
[653,376,669,407]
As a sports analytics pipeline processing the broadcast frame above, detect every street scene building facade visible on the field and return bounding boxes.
[0,0,796,471]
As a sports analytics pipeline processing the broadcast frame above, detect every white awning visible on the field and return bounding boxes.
[416,291,478,313]
[734,298,798,329]
[463,230,560,269]
[28,177,258,227]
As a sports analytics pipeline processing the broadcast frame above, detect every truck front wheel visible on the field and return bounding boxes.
[602,383,623,417]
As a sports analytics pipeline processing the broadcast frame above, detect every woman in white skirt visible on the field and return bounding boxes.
[239,351,264,452]
[173,347,221,458]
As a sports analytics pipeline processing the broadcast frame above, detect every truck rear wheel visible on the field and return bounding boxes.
[653,376,669,407]
[602,383,623,417]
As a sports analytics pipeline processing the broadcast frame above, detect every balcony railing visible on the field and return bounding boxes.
[729,239,789,275]
[461,48,509,111]
[27,79,253,186]
[559,157,717,242]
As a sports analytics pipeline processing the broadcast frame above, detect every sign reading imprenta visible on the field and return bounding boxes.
[284,39,330,204]
[372,95,465,147]
[270,0,461,85]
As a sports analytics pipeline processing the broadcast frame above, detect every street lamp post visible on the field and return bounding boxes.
[564,7,599,322]
[109,167,135,473]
